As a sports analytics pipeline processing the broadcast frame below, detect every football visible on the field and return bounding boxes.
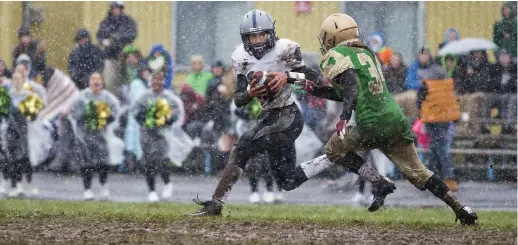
[251,71,277,98]
[252,71,272,86]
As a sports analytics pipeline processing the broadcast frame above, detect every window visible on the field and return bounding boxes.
[343,2,421,65]
[174,2,253,71]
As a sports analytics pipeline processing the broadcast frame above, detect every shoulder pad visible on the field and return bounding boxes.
[320,49,354,80]
[231,44,249,75]
[276,39,304,69]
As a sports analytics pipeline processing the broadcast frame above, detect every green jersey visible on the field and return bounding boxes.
[320,45,413,147]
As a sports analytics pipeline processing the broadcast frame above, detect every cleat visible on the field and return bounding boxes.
[455,206,478,225]
[187,195,222,216]
[249,192,261,204]
[368,177,396,212]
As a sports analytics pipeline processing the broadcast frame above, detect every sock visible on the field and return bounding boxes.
[425,174,463,212]
[299,155,334,179]
[211,163,243,205]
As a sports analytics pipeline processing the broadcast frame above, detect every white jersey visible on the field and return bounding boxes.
[231,39,305,110]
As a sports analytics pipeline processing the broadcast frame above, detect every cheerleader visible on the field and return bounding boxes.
[6,71,44,197]
[0,84,9,195]
[131,72,179,202]
[70,72,120,201]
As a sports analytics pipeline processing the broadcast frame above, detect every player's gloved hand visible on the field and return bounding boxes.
[247,79,268,97]
[294,79,316,92]
[336,120,347,140]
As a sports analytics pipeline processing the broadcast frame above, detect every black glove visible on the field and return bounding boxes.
[107,115,115,124]
[135,110,146,125]
[164,116,177,126]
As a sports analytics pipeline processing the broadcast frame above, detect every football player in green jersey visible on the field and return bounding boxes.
[295,13,477,225]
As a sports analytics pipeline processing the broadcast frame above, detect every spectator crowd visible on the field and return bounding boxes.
[0,1,515,202]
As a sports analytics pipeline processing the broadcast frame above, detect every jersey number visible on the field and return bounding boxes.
[357,53,384,94]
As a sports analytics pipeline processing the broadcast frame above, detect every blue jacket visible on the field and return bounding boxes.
[405,60,420,90]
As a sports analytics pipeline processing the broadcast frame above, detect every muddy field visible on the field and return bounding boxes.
[1,218,515,245]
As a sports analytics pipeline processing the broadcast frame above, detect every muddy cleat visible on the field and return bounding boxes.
[455,206,478,225]
[368,177,396,212]
[189,196,223,216]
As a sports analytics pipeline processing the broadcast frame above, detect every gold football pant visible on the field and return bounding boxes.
[325,127,433,189]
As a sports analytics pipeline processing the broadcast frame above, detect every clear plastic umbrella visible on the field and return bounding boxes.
[438,38,497,56]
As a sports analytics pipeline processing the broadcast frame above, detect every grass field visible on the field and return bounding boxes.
[0,199,516,245]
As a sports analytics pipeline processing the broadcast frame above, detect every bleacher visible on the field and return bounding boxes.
[399,92,517,182]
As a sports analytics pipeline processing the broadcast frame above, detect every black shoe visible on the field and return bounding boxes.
[368,177,396,212]
[455,206,477,225]
[187,195,223,216]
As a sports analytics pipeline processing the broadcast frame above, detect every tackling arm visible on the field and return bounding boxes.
[286,66,343,101]
[335,69,359,121]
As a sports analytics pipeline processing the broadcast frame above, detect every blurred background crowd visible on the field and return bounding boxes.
[0,1,515,200]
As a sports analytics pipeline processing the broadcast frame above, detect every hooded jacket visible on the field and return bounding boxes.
[96,10,138,59]
[146,44,174,89]
[493,2,517,56]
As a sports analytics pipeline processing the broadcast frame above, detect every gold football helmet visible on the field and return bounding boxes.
[318,13,359,55]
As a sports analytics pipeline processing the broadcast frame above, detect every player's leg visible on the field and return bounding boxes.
[267,143,300,191]
[381,141,477,225]
[190,125,271,216]
[325,131,396,211]
[190,104,303,216]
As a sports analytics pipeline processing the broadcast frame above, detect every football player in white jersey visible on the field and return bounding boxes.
[190,9,324,216]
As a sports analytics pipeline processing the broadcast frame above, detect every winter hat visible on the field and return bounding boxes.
[110,1,124,9]
[122,45,138,54]
[15,54,32,73]
[75,28,90,42]
[18,28,30,39]
[211,60,225,69]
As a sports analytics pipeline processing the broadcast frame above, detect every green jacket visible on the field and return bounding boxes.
[493,2,517,56]
[185,71,213,97]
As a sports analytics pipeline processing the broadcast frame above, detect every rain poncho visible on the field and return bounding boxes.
[123,78,147,159]
[6,89,51,167]
[132,89,194,166]
[70,89,122,168]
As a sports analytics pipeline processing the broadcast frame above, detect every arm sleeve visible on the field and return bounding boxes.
[233,74,253,108]
[309,86,343,102]
[70,94,84,122]
[107,92,120,120]
[334,69,359,121]
[287,66,324,86]
[131,93,147,125]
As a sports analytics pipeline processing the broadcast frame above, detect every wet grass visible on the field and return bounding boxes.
[0,199,515,231]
